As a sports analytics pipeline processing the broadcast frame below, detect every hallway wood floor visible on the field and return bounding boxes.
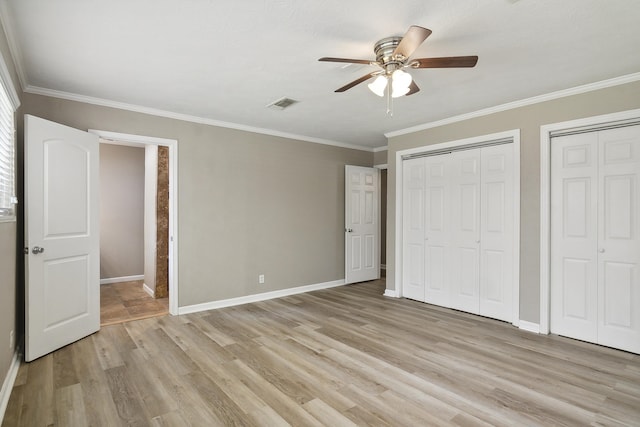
[100,280,168,326]
[3,279,639,426]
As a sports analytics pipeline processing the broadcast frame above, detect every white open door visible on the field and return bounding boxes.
[345,165,379,284]
[25,115,100,362]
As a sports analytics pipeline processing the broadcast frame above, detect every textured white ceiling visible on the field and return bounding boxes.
[2,0,640,149]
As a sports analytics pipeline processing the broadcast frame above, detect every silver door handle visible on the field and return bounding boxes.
[32,246,45,254]
[599,248,605,253]
[345,228,353,233]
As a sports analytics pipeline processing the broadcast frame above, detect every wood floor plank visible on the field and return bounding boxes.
[4,279,640,426]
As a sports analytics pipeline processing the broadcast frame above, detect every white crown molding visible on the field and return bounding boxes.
[24,85,374,152]
[178,279,345,315]
[373,145,388,152]
[385,72,640,139]
[0,1,27,92]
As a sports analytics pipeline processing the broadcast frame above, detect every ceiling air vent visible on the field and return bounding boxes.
[266,97,298,111]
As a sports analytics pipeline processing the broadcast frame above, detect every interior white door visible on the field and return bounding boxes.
[479,144,515,322]
[449,149,481,314]
[345,165,379,284]
[596,126,640,354]
[550,133,599,342]
[402,158,425,300]
[551,125,640,354]
[25,115,100,362]
[424,155,451,307]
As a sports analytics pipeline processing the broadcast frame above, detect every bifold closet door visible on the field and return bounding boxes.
[449,149,481,314]
[479,144,515,322]
[402,157,426,301]
[551,125,640,354]
[424,155,451,307]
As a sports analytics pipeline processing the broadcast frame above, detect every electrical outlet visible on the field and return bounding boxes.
[9,330,14,350]
[258,274,265,284]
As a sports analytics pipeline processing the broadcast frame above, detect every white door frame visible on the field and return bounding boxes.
[539,108,640,334]
[394,129,521,326]
[89,129,179,315]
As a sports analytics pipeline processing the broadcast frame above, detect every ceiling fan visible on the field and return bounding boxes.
[319,25,478,107]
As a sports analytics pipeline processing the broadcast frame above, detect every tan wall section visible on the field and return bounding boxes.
[99,144,145,279]
[387,80,640,323]
[22,92,373,307]
[373,149,387,166]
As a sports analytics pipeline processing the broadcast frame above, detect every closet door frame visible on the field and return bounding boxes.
[395,129,521,327]
[539,108,640,335]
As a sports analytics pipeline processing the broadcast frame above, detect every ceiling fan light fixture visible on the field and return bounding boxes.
[391,69,412,98]
[367,75,388,97]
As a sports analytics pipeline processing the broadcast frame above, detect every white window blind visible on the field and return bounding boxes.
[0,80,15,219]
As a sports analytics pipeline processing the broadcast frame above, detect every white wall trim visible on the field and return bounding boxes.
[386,72,640,139]
[100,274,144,285]
[383,289,399,298]
[0,45,20,109]
[178,279,346,315]
[142,283,155,298]
[26,85,374,152]
[373,146,388,152]
[374,163,388,169]
[519,320,540,334]
[0,347,21,423]
[91,129,180,316]
[394,129,521,325]
[538,108,640,335]
[380,264,387,270]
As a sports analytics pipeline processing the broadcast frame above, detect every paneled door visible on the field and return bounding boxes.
[449,149,481,314]
[551,125,640,354]
[479,144,515,322]
[25,115,100,361]
[424,155,451,307]
[402,158,426,300]
[345,165,379,284]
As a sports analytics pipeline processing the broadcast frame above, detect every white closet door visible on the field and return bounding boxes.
[450,149,481,314]
[403,158,426,301]
[550,133,599,342]
[424,155,451,307]
[597,126,640,354]
[479,144,514,322]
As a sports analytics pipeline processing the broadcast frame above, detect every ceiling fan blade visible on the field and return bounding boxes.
[392,25,432,60]
[406,81,420,96]
[318,57,373,65]
[335,72,377,92]
[412,56,479,68]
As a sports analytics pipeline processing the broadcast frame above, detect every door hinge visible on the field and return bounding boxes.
[24,247,28,254]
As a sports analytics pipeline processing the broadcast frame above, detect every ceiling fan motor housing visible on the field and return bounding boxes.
[374,36,404,72]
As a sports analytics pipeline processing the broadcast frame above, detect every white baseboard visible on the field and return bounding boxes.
[142,283,155,298]
[383,288,399,298]
[100,274,144,285]
[0,347,21,423]
[178,279,346,315]
[519,320,541,334]
[380,264,387,270]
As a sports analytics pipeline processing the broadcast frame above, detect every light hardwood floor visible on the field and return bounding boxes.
[4,279,640,426]
[100,280,169,326]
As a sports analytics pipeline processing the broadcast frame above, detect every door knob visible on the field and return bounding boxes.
[599,248,605,253]
[346,228,353,233]
[32,246,45,254]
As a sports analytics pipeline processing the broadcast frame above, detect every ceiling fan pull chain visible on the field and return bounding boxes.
[387,81,393,116]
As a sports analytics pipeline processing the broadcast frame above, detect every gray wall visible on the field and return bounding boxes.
[387,80,640,323]
[99,144,145,280]
[22,92,373,307]
[0,18,21,399]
